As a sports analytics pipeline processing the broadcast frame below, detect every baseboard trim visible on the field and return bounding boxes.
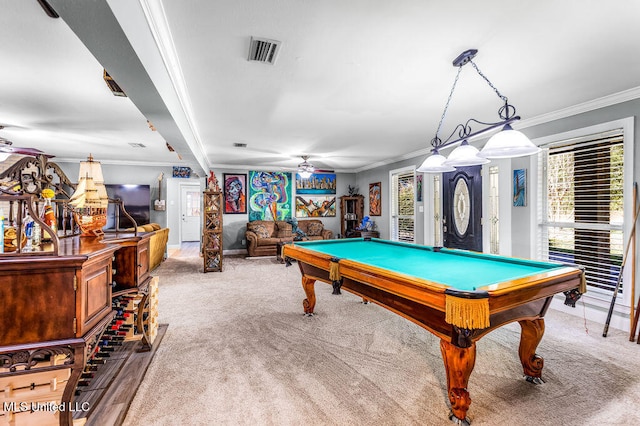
[224,248,248,256]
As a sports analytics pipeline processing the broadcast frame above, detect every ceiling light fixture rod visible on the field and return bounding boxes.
[431,49,518,153]
[418,49,540,173]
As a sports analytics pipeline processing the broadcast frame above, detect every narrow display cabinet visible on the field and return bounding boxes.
[339,195,364,238]
[203,190,223,272]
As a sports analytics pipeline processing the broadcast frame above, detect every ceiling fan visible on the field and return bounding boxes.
[297,155,334,178]
[0,126,49,159]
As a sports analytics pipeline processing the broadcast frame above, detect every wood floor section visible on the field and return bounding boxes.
[75,324,168,426]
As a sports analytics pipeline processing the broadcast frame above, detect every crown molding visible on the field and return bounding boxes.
[515,86,640,130]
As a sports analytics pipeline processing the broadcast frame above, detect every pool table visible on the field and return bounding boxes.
[282,238,584,424]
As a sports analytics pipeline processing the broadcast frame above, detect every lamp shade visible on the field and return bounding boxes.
[416,151,456,173]
[298,170,312,179]
[479,124,541,158]
[443,140,491,167]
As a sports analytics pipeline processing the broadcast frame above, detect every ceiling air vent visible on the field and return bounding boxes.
[248,37,281,65]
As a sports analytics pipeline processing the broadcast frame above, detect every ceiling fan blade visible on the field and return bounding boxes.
[0,140,49,157]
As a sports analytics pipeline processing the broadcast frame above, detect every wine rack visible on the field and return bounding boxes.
[203,191,223,272]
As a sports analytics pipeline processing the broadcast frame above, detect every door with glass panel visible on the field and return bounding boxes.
[442,165,482,251]
[180,184,201,241]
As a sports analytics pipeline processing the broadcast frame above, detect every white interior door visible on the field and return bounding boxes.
[180,184,201,241]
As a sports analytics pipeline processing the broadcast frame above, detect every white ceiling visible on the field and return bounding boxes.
[2,0,640,176]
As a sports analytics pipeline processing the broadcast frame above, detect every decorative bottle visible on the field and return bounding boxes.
[41,189,57,241]
[24,212,34,252]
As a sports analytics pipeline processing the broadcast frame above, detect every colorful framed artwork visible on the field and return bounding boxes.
[295,173,337,194]
[416,174,423,202]
[248,171,292,221]
[223,173,247,214]
[369,182,381,216]
[295,195,336,217]
[513,169,526,207]
[172,166,191,178]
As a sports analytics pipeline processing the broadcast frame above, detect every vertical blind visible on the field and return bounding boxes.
[391,171,415,243]
[541,129,624,293]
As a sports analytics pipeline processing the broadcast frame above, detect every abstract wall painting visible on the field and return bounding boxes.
[248,171,292,221]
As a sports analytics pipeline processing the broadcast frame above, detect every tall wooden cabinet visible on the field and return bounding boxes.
[340,195,364,238]
[203,190,223,272]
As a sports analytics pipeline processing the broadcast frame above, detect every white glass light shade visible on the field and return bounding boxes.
[298,170,312,179]
[416,152,456,173]
[443,141,490,167]
[0,153,10,162]
[479,124,541,158]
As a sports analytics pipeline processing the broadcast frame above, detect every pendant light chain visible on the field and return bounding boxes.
[470,60,516,120]
[432,66,464,147]
[469,60,507,103]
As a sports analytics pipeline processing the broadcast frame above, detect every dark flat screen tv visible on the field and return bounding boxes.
[105,184,150,229]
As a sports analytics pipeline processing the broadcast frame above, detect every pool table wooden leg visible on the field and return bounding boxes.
[518,318,545,383]
[302,276,317,315]
[440,339,476,424]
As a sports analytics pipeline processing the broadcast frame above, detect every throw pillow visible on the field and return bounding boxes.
[248,223,271,238]
[306,222,324,236]
[276,221,293,238]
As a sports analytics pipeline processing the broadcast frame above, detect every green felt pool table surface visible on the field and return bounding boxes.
[293,238,566,291]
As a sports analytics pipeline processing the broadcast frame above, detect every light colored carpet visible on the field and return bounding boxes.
[123,254,640,426]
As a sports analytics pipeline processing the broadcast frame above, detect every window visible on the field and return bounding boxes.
[391,170,415,243]
[488,166,500,254]
[433,175,442,246]
[541,129,624,294]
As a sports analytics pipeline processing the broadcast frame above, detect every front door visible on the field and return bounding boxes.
[442,166,482,251]
[180,184,201,242]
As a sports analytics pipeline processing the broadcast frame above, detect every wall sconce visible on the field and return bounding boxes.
[417,49,540,173]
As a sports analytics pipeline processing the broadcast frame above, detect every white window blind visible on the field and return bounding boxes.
[391,171,415,243]
[541,129,624,293]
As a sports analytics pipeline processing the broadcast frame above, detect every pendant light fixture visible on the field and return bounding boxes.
[417,49,540,173]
